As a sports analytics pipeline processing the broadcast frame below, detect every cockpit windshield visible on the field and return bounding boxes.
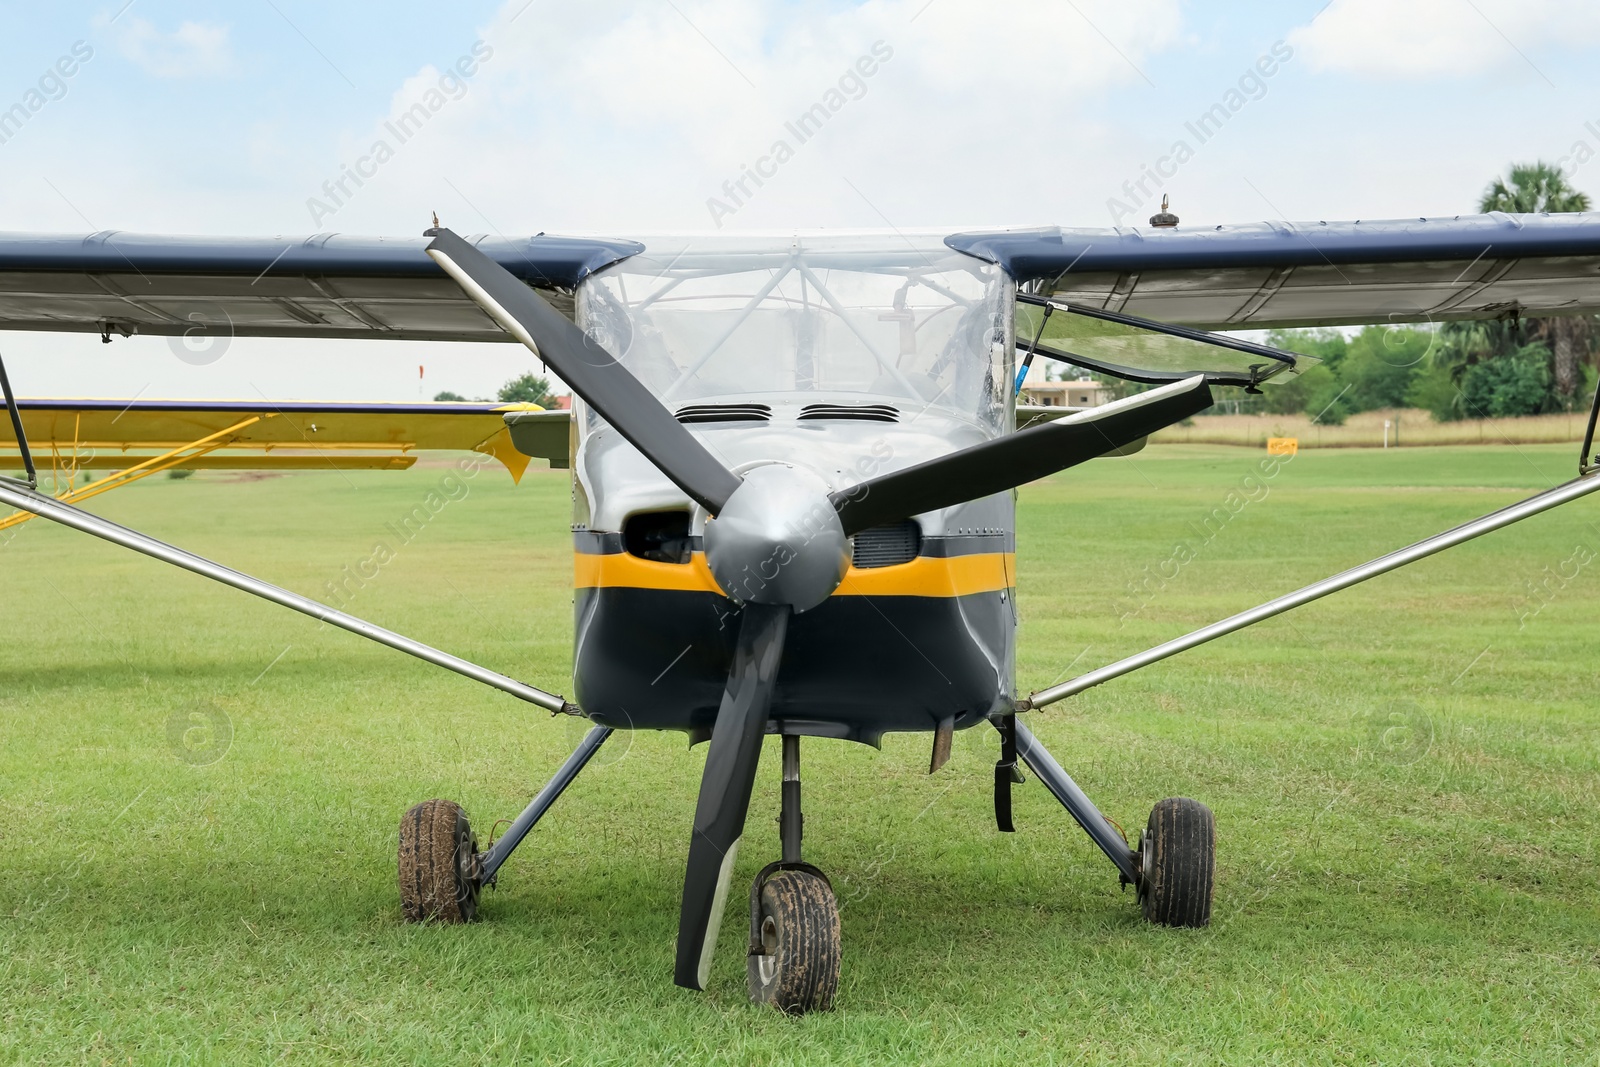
[576,235,1012,433]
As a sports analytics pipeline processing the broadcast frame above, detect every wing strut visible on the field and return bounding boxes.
[0,347,36,489]
[1021,471,1600,711]
[0,413,277,532]
[0,479,575,714]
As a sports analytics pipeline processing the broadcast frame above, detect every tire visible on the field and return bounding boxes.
[398,799,480,923]
[1139,797,1214,928]
[747,869,841,1013]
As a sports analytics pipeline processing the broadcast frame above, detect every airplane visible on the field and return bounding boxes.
[2,209,1599,1014]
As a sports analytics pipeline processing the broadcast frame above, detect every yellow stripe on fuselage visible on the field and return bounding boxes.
[573,551,1014,598]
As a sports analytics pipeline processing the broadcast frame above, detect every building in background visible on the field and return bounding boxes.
[1020,378,1110,409]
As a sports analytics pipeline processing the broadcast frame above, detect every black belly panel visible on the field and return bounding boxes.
[572,587,1014,743]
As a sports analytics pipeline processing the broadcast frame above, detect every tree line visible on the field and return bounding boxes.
[1229,162,1598,424]
[433,371,553,406]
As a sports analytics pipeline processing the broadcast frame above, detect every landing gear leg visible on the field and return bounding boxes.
[398,724,613,924]
[1007,718,1216,926]
[780,732,803,863]
[1010,718,1140,884]
[477,725,614,887]
[747,734,841,1013]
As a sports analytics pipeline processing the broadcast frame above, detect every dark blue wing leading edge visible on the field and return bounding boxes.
[1,213,1597,340]
[948,213,1600,328]
[0,231,643,342]
[0,231,643,286]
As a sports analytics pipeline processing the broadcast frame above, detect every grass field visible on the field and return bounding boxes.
[2,443,1598,1065]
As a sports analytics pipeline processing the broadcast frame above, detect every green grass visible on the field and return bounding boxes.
[2,444,1598,1065]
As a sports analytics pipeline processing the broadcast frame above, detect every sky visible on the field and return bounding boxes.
[3,0,1600,401]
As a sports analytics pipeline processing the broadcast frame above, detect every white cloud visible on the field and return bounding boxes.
[290,0,1185,236]
[1288,0,1600,79]
[102,15,234,79]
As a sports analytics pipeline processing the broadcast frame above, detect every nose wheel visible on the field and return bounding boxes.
[745,734,840,1013]
[747,864,841,1013]
[398,798,481,923]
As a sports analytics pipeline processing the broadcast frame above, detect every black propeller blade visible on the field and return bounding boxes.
[674,602,790,990]
[830,375,1213,535]
[424,227,743,515]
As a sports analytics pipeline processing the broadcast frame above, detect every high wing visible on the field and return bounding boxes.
[0,231,642,341]
[949,212,1600,329]
[2,214,1599,347]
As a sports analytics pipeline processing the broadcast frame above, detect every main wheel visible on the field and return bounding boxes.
[747,868,841,1014]
[398,799,480,923]
[1139,797,1215,927]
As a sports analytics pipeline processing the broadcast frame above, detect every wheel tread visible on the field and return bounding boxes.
[1142,797,1214,927]
[748,870,840,1013]
[398,799,477,924]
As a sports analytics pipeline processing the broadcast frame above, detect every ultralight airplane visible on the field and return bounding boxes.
[2,208,1599,1013]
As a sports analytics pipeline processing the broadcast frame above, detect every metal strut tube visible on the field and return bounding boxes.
[1581,380,1600,475]
[1024,472,1600,710]
[1012,719,1140,884]
[0,348,36,487]
[780,733,802,864]
[0,480,573,714]
[478,725,613,882]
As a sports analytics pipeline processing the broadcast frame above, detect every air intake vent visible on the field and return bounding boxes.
[674,403,771,424]
[852,520,921,568]
[623,510,693,564]
[798,403,899,423]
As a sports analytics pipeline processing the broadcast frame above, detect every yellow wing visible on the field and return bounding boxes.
[0,398,569,530]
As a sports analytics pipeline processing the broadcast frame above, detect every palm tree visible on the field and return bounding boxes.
[1480,161,1592,214]
[1479,162,1595,401]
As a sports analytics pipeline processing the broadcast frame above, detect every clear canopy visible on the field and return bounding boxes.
[576,235,1012,431]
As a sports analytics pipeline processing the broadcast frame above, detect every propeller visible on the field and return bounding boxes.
[674,601,788,989]
[424,227,741,514]
[831,376,1213,535]
[424,227,1213,989]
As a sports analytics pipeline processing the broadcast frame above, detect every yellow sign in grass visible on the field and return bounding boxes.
[1268,437,1299,455]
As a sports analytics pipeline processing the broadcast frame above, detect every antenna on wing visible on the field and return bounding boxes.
[1149,194,1179,228]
